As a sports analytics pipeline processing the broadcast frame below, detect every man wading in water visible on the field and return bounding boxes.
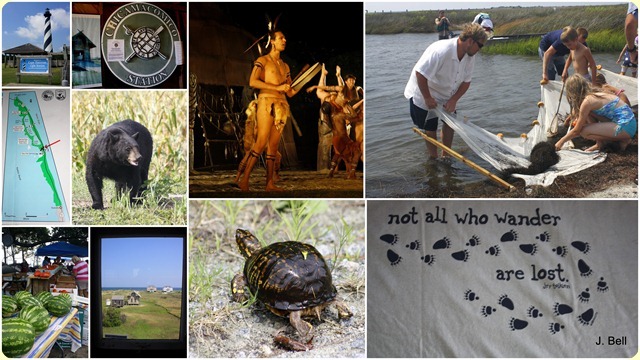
[404,23,487,159]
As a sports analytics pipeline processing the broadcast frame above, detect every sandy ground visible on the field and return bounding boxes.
[188,201,365,358]
[189,169,363,198]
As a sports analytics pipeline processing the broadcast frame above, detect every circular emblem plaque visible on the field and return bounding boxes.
[101,3,181,88]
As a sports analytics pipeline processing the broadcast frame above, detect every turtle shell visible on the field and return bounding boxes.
[244,241,337,311]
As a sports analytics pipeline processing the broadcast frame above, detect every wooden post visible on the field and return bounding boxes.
[412,128,515,191]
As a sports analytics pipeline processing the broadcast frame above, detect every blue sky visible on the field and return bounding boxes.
[101,237,183,289]
[365,0,627,12]
[2,2,70,52]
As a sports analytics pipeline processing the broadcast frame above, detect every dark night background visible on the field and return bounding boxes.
[191,2,363,171]
[217,2,363,76]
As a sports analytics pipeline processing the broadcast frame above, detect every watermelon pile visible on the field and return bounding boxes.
[2,318,35,357]
[1,289,75,357]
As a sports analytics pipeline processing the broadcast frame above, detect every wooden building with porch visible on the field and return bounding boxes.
[127,291,141,305]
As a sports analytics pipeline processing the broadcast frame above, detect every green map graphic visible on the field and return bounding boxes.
[3,91,69,222]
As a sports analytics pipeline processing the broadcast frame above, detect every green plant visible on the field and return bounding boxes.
[208,200,250,240]
[331,218,355,273]
[276,200,329,242]
[189,241,223,304]
[103,306,123,327]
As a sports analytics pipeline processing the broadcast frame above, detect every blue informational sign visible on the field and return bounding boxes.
[19,57,50,74]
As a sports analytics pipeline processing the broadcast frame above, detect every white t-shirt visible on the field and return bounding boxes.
[404,37,475,110]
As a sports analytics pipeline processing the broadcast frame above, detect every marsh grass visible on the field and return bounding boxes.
[483,30,626,55]
[72,91,187,225]
[366,4,628,36]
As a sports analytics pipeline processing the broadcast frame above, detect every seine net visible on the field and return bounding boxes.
[425,70,638,186]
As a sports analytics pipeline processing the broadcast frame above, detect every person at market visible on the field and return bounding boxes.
[53,256,63,265]
[404,23,487,159]
[555,74,636,152]
[42,256,51,267]
[72,256,89,297]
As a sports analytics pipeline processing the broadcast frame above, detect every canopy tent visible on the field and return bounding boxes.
[35,242,88,257]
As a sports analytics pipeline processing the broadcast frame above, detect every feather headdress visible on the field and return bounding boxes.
[244,13,281,54]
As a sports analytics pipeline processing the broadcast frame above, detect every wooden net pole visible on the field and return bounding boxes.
[412,128,515,192]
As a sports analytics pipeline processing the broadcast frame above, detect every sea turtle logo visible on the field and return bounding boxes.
[101,3,182,88]
[125,25,167,62]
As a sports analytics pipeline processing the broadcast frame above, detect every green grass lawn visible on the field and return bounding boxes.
[101,290,182,340]
[2,66,63,86]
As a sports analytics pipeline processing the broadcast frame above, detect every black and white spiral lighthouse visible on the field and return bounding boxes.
[43,8,53,53]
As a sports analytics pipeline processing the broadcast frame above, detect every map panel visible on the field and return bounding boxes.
[3,90,70,223]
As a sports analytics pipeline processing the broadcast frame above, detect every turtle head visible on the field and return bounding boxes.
[236,229,262,258]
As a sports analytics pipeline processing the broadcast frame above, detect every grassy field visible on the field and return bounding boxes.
[2,66,63,86]
[72,91,187,225]
[101,290,182,340]
[366,4,628,55]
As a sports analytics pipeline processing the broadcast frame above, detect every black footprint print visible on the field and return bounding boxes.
[466,235,481,247]
[548,322,565,334]
[500,230,518,242]
[578,288,591,303]
[597,277,609,292]
[387,249,402,266]
[421,254,435,266]
[433,237,451,249]
[578,259,593,277]
[464,289,480,301]
[519,243,537,255]
[571,241,591,254]
[527,306,543,318]
[536,231,551,242]
[481,306,496,317]
[380,234,398,245]
[509,317,528,331]
[451,250,470,262]
[552,246,568,257]
[485,245,501,256]
[498,294,514,310]
[577,308,597,326]
[553,303,573,316]
[406,240,420,250]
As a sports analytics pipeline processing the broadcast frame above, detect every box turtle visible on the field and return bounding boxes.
[231,229,353,351]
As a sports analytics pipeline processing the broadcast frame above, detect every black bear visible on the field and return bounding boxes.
[85,119,153,210]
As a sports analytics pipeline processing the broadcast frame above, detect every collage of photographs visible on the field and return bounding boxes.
[0,0,637,358]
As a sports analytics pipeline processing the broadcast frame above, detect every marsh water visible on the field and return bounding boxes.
[365,33,623,197]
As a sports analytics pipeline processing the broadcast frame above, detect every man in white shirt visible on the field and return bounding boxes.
[404,23,487,159]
